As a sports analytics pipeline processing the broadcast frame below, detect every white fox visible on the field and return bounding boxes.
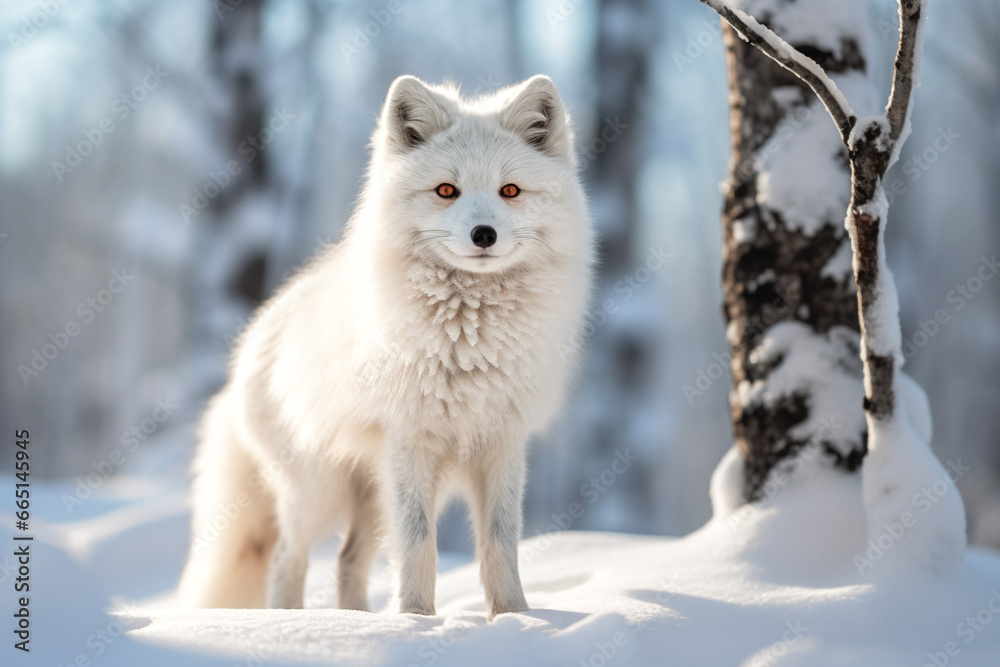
[177,74,594,619]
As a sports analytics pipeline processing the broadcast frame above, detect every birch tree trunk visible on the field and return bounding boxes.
[718,1,870,500]
[702,0,965,571]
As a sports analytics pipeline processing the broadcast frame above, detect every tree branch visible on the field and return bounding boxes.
[885,0,925,147]
[698,0,857,145]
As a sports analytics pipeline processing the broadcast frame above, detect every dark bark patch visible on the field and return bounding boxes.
[722,26,867,501]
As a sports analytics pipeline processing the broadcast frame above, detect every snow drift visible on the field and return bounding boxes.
[7,425,999,667]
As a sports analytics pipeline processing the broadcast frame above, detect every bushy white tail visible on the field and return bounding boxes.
[176,392,277,608]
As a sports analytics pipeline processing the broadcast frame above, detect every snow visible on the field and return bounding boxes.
[887,114,912,172]
[843,183,904,363]
[837,119,962,576]
[821,240,853,280]
[735,0,871,63]
[731,214,756,244]
[824,0,959,581]
[861,372,967,575]
[848,115,892,152]
[7,438,998,666]
[736,321,866,461]
[15,3,964,662]
[905,0,929,91]
[755,97,851,235]
[700,0,856,130]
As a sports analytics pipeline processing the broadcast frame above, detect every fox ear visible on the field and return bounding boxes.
[501,75,571,159]
[379,75,452,152]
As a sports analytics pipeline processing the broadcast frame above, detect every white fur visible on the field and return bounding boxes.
[177,75,594,620]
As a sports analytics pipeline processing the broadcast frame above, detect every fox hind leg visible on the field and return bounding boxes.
[266,483,318,609]
[177,393,279,609]
[337,471,381,611]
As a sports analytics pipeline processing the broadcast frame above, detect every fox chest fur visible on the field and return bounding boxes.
[363,261,563,444]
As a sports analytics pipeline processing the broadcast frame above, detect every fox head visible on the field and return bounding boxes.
[359,74,589,275]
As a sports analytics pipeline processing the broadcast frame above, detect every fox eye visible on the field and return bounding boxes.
[435,183,458,198]
[500,183,520,198]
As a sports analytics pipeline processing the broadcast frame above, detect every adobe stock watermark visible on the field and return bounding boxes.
[52,605,141,667]
[6,0,71,53]
[232,622,296,667]
[190,442,298,553]
[523,449,639,566]
[213,0,247,20]
[884,126,960,206]
[222,297,283,351]
[651,574,680,607]
[62,398,179,513]
[358,339,405,389]
[733,104,815,183]
[546,0,586,28]
[51,65,170,182]
[901,254,998,360]
[469,74,504,97]
[578,631,629,667]
[746,621,809,667]
[0,554,18,586]
[672,19,723,72]
[854,459,970,575]
[17,268,136,386]
[579,116,630,165]
[923,589,1000,667]
[489,114,630,224]
[558,245,672,360]
[682,283,797,405]
[179,107,295,223]
[374,73,504,188]
[681,349,730,405]
[404,626,473,667]
[340,0,412,61]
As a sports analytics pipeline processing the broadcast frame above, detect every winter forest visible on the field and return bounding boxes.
[2,0,1000,665]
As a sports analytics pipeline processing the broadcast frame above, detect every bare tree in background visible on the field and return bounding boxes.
[211,0,271,299]
[191,0,280,398]
[573,0,663,530]
[711,0,872,500]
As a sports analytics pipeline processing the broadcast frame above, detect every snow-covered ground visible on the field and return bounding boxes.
[6,441,1000,667]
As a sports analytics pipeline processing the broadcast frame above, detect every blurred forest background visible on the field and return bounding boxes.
[2,0,999,550]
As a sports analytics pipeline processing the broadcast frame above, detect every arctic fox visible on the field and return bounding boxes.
[177,74,594,619]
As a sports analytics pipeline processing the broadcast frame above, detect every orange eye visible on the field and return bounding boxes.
[500,183,520,198]
[436,183,458,198]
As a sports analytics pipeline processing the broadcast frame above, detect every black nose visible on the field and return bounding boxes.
[470,225,497,248]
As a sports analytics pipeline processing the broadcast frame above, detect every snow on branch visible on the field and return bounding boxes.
[698,0,856,144]
[885,0,926,146]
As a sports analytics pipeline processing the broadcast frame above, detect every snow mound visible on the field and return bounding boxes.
[130,510,999,667]
[861,372,967,574]
[6,465,997,666]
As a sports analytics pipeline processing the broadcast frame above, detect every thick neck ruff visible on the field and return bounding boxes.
[360,251,568,432]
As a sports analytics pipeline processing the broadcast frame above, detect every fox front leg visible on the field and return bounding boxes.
[388,442,441,615]
[467,441,529,620]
